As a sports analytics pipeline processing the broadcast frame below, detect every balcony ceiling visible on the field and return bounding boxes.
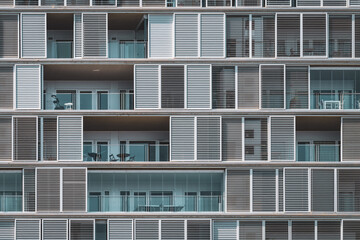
[108,13,144,30]
[297,116,341,131]
[47,13,73,30]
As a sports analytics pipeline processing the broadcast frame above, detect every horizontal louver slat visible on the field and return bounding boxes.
[149,15,173,58]
[197,117,221,161]
[227,170,250,211]
[37,168,60,212]
[21,14,46,58]
[16,220,40,240]
[13,117,37,161]
[109,219,133,240]
[83,14,107,57]
[187,65,211,109]
[200,14,224,57]
[270,116,295,161]
[175,14,198,57]
[62,168,86,212]
[58,117,82,161]
[43,219,68,240]
[135,65,159,109]
[170,117,195,161]
[222,118,242,161]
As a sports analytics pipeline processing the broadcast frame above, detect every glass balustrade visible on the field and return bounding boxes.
[297,143,340,162]
[310,92,360,109]
[0,195,22,212]
[108,41,147,58]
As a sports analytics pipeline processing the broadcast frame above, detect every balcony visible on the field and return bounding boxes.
[311,92,360,110]
[297,143,340,162]
[0,172,22,212]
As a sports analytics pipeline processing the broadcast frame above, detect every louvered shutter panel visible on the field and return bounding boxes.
[270,116,295,161]
[343,118,360,161]
[0,0,13,5]
[286,66,309,109]
[303,15,326,56]
[338,169,360,212]
[311,169,334,212]
[0,15,18,58]
[118,0,139,6]
[37,168,60,212]
[161,65,184,108]
[239,221,262,240]
[70,220,94,240]
[13,117,37,161]
[16,220,40,240]
[67,0,90,5]
[16,0,39,5]
[292,221,314,240]
[186,65,211,109]
[244,118,268,161]
[213,220,237,240]
[63,168,86,212]
[317,221,341,240]
[0,66,13,109]
[261,65,284,109]
[149,15,173,58]
[222,118,242,161]
[16,65,41,109]
[197,117,221,161]
[170,117,195,161]
[297,0,320,6]
[24,169,35,212]
[278,169,284,211]
[329,15,352,58]
[277,14,300,57]
[42,118,57,161]
[142,0,164,6]
[238,65,259,109]
[161,220,185,240]
[265,221,288,240]
[187,220,210,240]
[58,117,82,161]
[212,66,235,109]
[135,65,159,109]
[252,15,275,58]
[285,168,309,211]
[175,14,198,57]
[323,0,346,5]
[83,14,107,58]
[74,14,82,58]
[226,15,249,58]
[41,0,65,5]
[0,117,11,161]
[109,220,133,240]
[93,0,115,4]
[351,0,360,5]
[343,221,360,240]
[237,0,261,6]
[200,14,224,57]
[43,219,68,240]
[253,169,276,212]
[0,220,14,240]
[135,220,159,240]
[227,170,250,211]
[266,0,290,6]
[21,14,46,58]
[356,16,360,57]
[207,0,231,6]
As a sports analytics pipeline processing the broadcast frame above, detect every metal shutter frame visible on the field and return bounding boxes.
[284,168,309,212]
[175,14,198,57]
[161,219,185,240]
[135,219,159,239]
[36,168,60,212]
[0,15,18,58]
[13,117,37,161]
[270,116,295,161]
[82,13,107,58]
[261,65,285,109]
[200,14,225,57]
[238,65,259,109]
[197,116,221,161]
[253,169,276,212]
[62,168,86,212]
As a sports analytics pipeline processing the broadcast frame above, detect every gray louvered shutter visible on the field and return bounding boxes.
[338,169,360,212]
[329,15,352,58]
[261,65,284,109]
[149,14,173,58]
[342,118,360,161]
[24,169,35,212]
[161,65,184,108]
[0,66,13,109]
[135,65,159,109]
[227,170,250,211]
[285,168,309,212]
[278,169,283,211]
[0,117,11,161]
[142,0,164,6]
[135,220,159,240]
[21,14,46,58]
[187,220,210,240]
[265,221,288,240]
[292,221,314,240]
[74,14,82,58]
[43,219,68,240]
[58,117,83,161]
[187,65,211,109]
[244,118,268,161]
[37,168,60,212]
[266,0,290,5]
[237,0,261,6]
[93,0,115,4]
[252,15,275,58]
[303,15,326,56]
[16,0,39,5]
[63,168,86,212]
[16,220,40,240]
[175,14,198,57]
[343,221,360,240]
[83,14,107,58]
[118,0,139,6]
[311,169,334,212]
[226,15,249,58]
[317,221,341,240]
[324,0,346,5]
[109,220,133,240]
[356,16,360,57]
[41,0,65,5]
[286,66,309,109]
[0,15,18,58]
[67,0,90,5]
[200,14,224,57]
[42,118,57,161]
[352,0,360,5]
[213,220,237,240]
[161,220,185,240]
[71,220,94,240]
[238,65,259,109]
[277,14,300,57]
[16,65,41,109]
[222,118,242,161]
[0,220,14,240]
[0,0,13,5]
[170,117,195,161]
[197,117,220,161]
[212,66,235,109]
[13,117,37,161]
[270,116,295,161]
[297,0,320,6]
[253,169,276,212]
[239,221,262,240]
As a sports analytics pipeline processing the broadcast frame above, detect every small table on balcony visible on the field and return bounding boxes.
[117,153,130,161]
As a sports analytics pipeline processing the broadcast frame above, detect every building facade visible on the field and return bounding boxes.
[1,0,360,239]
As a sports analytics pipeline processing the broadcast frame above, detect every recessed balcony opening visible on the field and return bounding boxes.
[296,116,341,162]
[0,171,22,212]
[47,13,74,59]
[83,116,169,162]
[108,14,147,59]
[43,64,134,110]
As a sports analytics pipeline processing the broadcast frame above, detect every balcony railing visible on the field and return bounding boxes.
[297,143,340,162]
[0,195,22,212]
[83,143,169,162]
[43,92,134,110]
[311,92,360,110]
[109,41,147,58]
[47,41,73,58]
[88,195,223,212]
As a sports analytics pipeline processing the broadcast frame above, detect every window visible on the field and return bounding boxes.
[80,91,92,110]
[212,66,235,109]
[97,91,109,110]
[97,142,109,162]
[252,15,275,58]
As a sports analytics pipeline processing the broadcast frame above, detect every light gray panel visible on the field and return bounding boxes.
[197,117,221,160]
[0,117,12,161]
[135,220,159,240]
[285,168,309,211]
[149,14,173,58]
[43,219,68,240]
[16,220,40,240]
[62,168,86,212]
[0,220,14,240]
[213,220,237,240]
[270,116,295,161]
[227,170,250,211]
[134,65,159,109]
[187,65,211,109]
[16,65,40,109]
[175,14,198,57]
[83,13,107,57]
[200,14,224,57]
[161,220,185,240]
[37,168,60,212]
[21,14,46,58]
[58,117,82,161]
[109,220,133,240]
[342,118,360,161]
[170,117,195,161]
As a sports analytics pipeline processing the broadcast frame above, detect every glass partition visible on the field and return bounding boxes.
[0,172,22,212]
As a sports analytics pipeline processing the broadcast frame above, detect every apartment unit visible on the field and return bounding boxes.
[2,0,360,240]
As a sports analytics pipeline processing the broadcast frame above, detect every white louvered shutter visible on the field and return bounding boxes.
[197,117,221,161]
[186,65,211,109]
[43,219,68,240]
[37,168,60,212]
[74,13,82,58]
[239,221,262,240]
[83,13,107,58]
[170,117,195,161]
[63,168,86,212]
[0,220,14,240]
[311,169,334,212]
[161,220,185,240]
[265,221,288,240]
[21,14,46,58]
[161,65,184,108]
[329,15,352,58]
[70,220,94,240]
[134,65,159,109]
[135,220,159,240]
[238,65,259,109]
[277,14,300,57]
[226,15,249,58]
[15,219,40,240]
[292,221,315,240]
[200,14,224,57]
[0,15,18,58]
[343,221,360,240]
[286,66,309,109]
[213,220,237,240]
[0,117,11,161]
[149,14,173,58]
[342,118,360,161]
[16,65,41,109]
[58,117,83,161]
[0,66,14,109]
[285,168,309,212]
[252,15,275,58]
[175,14,198,57]
[222,118,242,161]
[13,117,37,161]
[24,169,36,212]
[187,220,211,240]
[270,116,295,161]
[109,220,133,240]
[303,15,326,56]
[212,66,235,109]
[244,118,268,161]
[338,169,360,212]
[317,221,341,240]
[227,170,250,211]
[253,169,276,212]
[261,65,285,109]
